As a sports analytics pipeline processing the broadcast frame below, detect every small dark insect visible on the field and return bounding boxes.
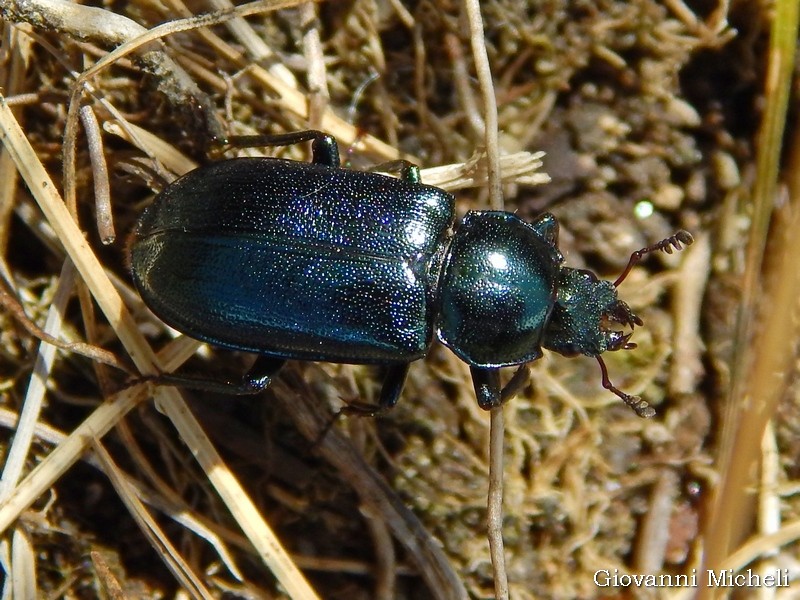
[130,130,693,417]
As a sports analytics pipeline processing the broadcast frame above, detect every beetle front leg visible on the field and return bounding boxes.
[471,366,502,410]
[471,365,530,410]
[378,363,410,410]
[500,364,530,403]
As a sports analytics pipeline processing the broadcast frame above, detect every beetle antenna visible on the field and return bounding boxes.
[596,356,655,418]
[613,230,694,287]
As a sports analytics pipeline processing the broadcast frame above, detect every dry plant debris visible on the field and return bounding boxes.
[0,0,796,598]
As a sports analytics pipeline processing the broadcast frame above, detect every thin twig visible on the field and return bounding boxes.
[463,0,502,210]
[203,0,297,86]
[462,0,508,596]
[301,2,329,129]
[0,280,128,372]
[0,0,224,141]
[0,261,76,504]
[79,105,115,244]
[93,442,216,599]
[487,407,508,600]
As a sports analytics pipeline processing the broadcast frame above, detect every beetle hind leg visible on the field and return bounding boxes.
[129,355,285,395]
[240,355,287,393]
[222,130,340,168]
[369,160,421,183]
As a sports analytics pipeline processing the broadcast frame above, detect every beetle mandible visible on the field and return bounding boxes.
[130,130,693,417]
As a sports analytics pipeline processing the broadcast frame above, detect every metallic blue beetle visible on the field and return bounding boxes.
[130,131,692,417]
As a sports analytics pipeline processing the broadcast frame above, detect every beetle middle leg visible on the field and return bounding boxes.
[314,364,411,445]
[340,364,411,417]
[470,365,531,410]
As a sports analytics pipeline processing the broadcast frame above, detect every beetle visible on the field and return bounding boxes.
[130,130,692,417]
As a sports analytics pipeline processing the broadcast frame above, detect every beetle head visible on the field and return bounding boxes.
[540,230,693,418]
[543,267,656,418]
[542,229,694,359]
[543,267,641,358]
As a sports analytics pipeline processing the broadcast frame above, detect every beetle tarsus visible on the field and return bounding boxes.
[130,370,267,396]
[222,130,340,167]
[339,401,389,418]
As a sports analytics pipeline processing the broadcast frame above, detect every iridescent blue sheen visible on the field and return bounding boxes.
[130,130,657,412]
[132,158,454,363]
[437,212,560,367]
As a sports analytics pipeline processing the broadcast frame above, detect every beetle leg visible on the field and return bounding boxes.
[529,213,559,248]
[369,160,421,183]
[596,356,655,417]
[341,363,410,417]
[378,363,410,410]
[222,130,341,168]
[470,366,502,410]
[239,355,287,393]
[133,355,285,395]
[472,365,531,409]
[500,364,531,403]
